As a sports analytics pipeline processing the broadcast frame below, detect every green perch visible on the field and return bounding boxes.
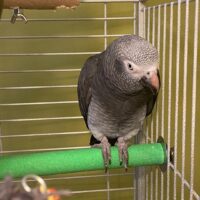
[0,143,167,179]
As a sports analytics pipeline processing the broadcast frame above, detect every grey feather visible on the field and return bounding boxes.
[77,53,102,128]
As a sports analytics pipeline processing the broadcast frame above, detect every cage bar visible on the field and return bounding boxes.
[0,116,83,122]
[0,0,199,199]
[0,52,101,56]
[0,172,135,184]
[181,0,189,199]
[174,1,181,199]
[150,8,156,200]
[170,163,200,199]
[0,131,90,138]
[133,2,137,34]
[0,101,78,106]
[0,17,136,23]
[0,85,77,90]
[0,69,81,73]
[190,0,199,199]
[135,2,146,200]
[160,4,167,200]
[71,187,134,195]
[0,34,132,39]
[155,6,161,200]
[143,0,194,10]
[166,3,174,200]
[147,8,150,42]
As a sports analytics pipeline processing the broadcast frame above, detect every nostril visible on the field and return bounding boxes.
[147,72,150,75]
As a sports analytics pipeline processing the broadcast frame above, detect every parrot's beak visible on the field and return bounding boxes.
[150,71,160,92]
[140,70,160,95]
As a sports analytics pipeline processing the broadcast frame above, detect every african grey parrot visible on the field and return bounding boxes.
[77,35,160,170]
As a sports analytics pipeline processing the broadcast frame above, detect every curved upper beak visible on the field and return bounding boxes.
[140,70,160,94]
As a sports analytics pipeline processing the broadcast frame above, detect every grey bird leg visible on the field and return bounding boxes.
[117,137,128,170]
[92,136,111,172]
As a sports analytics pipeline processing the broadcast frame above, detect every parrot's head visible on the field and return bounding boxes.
[103,35,160,96]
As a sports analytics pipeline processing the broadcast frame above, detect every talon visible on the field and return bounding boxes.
[92,136,111,171]
[117,137,128,170]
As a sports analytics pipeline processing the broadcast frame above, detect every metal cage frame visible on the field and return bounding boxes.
[0,0,199,199]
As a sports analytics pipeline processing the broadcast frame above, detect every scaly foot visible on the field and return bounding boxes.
[117,137,128,171]
[92,136,111,172]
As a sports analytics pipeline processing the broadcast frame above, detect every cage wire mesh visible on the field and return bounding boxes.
[0,0,199,200]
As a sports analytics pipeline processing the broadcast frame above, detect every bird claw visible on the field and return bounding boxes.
[92,136,111,172]
[117,137,128,171]
[101,137,111,172]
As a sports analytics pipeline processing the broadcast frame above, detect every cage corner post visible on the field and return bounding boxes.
[134,2,146,200]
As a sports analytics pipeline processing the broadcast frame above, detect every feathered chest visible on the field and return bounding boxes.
[88,91,148,132]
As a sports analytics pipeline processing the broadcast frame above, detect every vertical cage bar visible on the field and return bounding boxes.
[161,3,167,156]
[155,6,161,200]
[145,120,149,200]
[157,5,161,53]
[152,6,155,47]
[145,120,149,143]
[150,6,156,142]
[104,2,108,49]
[150,170,153,200]
[133,3,139,197]
[181,0,189,199]
[104,3,110,200]
[174,1,181,199]
[137,2,145,38]
[160,4,167,200]
[133,3,137,34]
[151,6,156,142]
[147,8,150,42]
[135,3,146,200]
[150,6,156,200]
[135,131,146,200]
[166,2,174,200]
[133,167,136,200]
[189,0,199,199]
[106,171,110,200]
[145,173,149,200]
[143,7,146,39]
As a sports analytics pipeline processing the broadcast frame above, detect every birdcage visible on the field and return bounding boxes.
[0,0,199,199]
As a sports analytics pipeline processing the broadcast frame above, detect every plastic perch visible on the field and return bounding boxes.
[0,143,167,179]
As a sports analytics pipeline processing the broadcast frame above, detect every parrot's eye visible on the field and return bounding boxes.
[128,63,133,70]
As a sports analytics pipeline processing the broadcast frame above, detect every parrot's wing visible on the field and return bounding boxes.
[77,54,100,128]
[146,70,160,116]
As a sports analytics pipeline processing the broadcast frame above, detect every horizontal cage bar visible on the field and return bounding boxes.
[0,52,101,56]
[0,101,78,106]
[0,131,90,138]
[0,116,83,122]
[0,17,135,22]
[0,85,77,89]
[144,0,195,10]
[0,34,127,40]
